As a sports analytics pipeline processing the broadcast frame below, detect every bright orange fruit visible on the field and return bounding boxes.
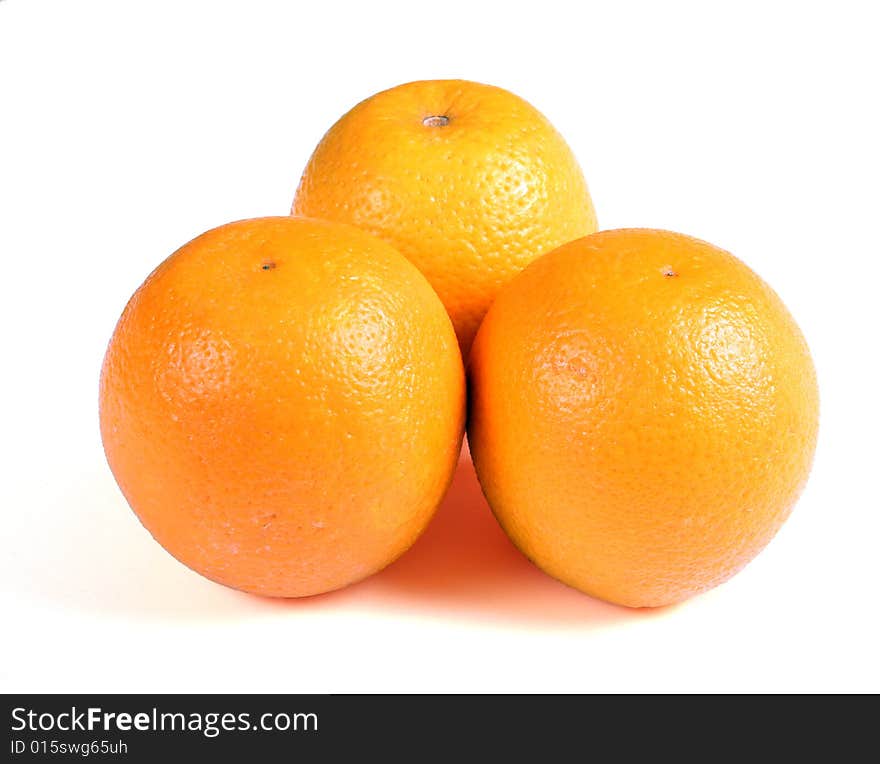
[292,79,597,354]
[100,216,465,597]
[467,229,819,608]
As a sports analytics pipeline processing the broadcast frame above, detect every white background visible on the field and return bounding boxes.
[1,0,878,693]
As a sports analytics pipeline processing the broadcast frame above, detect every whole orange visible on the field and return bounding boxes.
[100,216,465,597]
[467,229,819,608]
[292,79,597,354]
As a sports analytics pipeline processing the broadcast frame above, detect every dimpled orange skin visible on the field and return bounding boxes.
[467,229,819,608]
[100,216,465,597]
[292,79,597,355]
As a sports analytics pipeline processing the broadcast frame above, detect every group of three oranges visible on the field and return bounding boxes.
[100,80,818,608]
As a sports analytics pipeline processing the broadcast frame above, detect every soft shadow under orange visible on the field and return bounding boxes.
[348,444,643,628]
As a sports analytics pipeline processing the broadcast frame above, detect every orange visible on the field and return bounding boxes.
[292,79,597,354]
[467,229,819,608]
[99,216,465,597]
